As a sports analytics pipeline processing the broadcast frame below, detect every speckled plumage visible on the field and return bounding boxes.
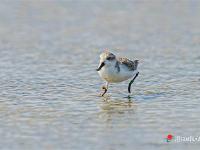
[117,57,138,71]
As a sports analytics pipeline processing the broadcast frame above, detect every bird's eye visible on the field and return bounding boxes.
[107,57,112,60]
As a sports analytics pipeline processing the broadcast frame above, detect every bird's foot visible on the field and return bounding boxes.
[123,95,133,101]
[100,86,107,96]
[127,95,131,99]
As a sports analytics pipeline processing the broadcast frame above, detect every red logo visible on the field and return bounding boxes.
[166,134,173,142]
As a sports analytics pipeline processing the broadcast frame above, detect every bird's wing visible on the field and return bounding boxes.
[118,57,139,70]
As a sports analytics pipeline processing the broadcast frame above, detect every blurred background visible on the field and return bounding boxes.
[0,0,200,149]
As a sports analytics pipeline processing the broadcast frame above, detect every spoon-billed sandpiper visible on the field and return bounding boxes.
[96,51,139,96]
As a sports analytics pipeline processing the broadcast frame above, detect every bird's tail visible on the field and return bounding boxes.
[134,60,139,70]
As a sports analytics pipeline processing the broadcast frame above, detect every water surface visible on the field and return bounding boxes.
[0,1,200,149]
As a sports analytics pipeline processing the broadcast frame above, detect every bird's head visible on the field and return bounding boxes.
[96,51,116,71]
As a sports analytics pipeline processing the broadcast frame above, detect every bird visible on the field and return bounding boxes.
[96,51,139,96]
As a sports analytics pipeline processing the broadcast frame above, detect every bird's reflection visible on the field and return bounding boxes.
[97,95,137,124]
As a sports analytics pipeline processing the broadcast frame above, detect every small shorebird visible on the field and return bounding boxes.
[96,51,139,96]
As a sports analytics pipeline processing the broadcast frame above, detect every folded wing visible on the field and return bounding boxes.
[118,57,139,71]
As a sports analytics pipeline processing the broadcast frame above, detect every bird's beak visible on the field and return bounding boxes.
[96,62,105,71]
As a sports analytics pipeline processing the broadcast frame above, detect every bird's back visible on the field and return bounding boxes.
[117,57,139,71]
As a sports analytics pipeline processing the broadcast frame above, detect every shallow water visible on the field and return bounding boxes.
[0,1,200,149]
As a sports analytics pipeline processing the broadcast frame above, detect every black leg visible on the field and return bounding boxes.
[101,86,107,96]
[101,82,109,96]
[128,72,139,93]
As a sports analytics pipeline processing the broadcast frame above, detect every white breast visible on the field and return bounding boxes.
[98,64,137,83]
